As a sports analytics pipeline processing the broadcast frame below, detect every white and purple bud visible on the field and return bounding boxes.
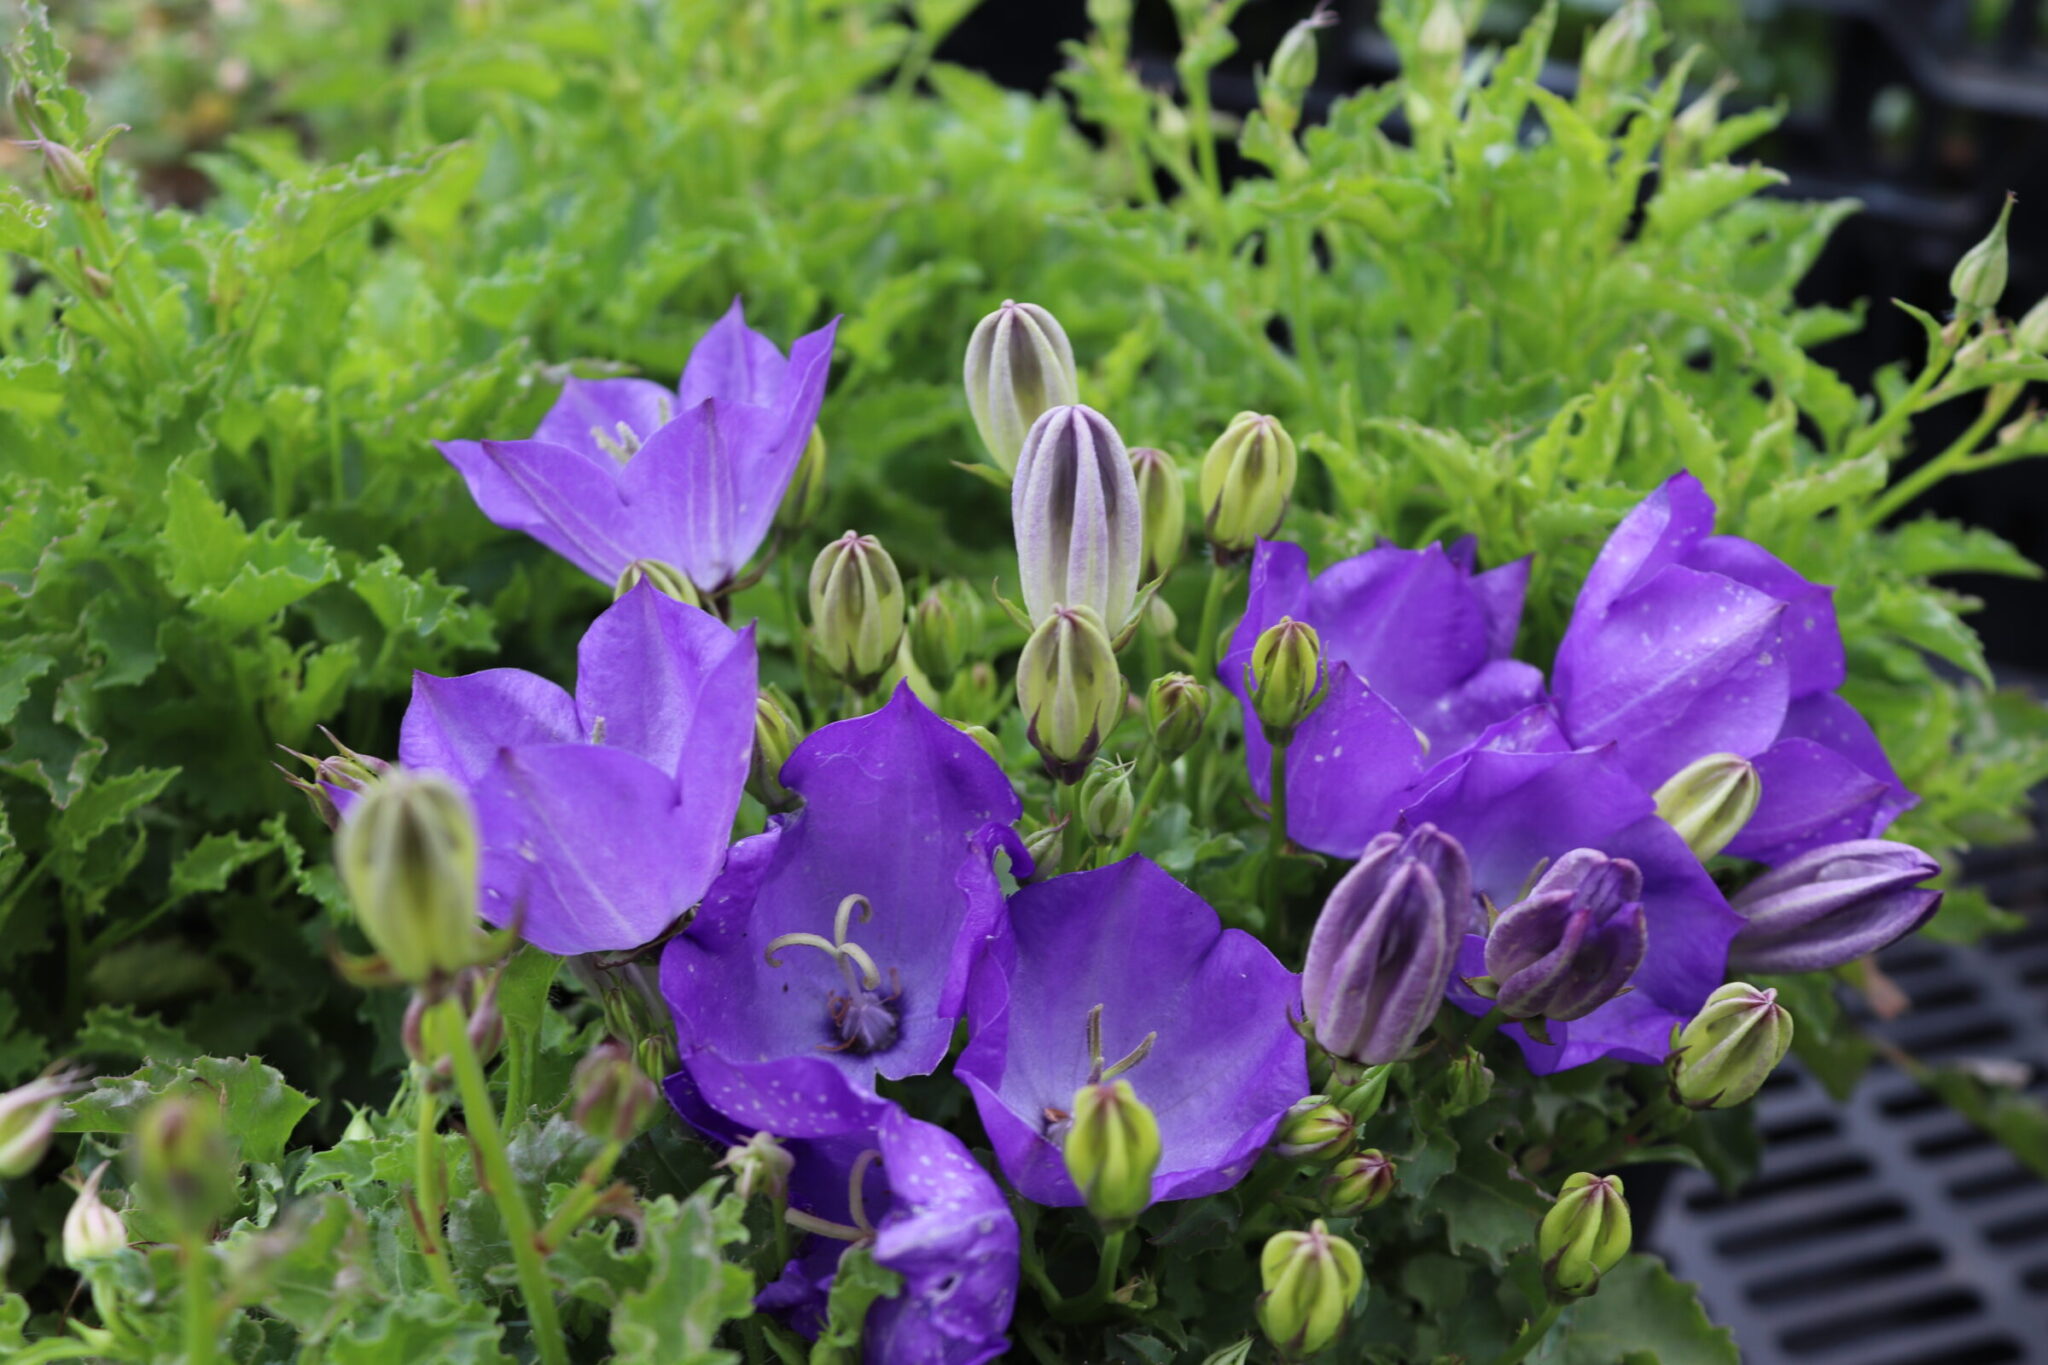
[62,1164,126,1265]
[1017,605,1127,784]
[965,300,1080,475]
[1302,825,1472,1066]
[1477,849,1648,1023]
[0,1067,87,1178]
[718,1131,794,1205]
[1729,840,1941,973]
[1013,404,1143,634]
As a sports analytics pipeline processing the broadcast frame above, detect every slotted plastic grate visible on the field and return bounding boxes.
[1648,862,2048,1364]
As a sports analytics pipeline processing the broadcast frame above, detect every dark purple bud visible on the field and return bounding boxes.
[1481,849,1648,1023]
[1729,839,1941,973]
[1302,825,1471,1065]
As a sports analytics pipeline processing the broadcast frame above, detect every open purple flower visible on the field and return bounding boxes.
[1554,472,1912,863]
[399,582,755,956]
[1406,709,1742,1072]
[956,857,1306,1206]
[437,299,838,596]
[667,1074,1017,1365]
[661,685,1025,1137]
[1220,538,1546,857]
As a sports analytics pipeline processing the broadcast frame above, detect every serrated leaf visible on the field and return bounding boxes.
[1556,1255,1738,1365]
[1644,164,1786,243]
[57,1055,315,1165]
[72,1004,199,1063]
[609,1189,756,1364]
[327,1296,514,1365]
[53,766,179,850]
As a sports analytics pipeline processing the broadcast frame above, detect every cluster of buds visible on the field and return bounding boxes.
[1472,849,1648,1029]
[1539,1172,1632,1299]
[1668,982,1794,1110]
[964,300,1081,475]
[809,530,907,693]
[277,727,390,830]
[335,771,506,991]
[1652,752,1760,862]
[1257,1220,1364,1356]
[1017,605,1126,783]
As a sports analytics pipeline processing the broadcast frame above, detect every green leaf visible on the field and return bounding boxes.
[1872,583,1993,685]
[1556,1255,1738,1364]
[168,829,281,900]
[327,1297,514,1365]
[1644,164,1786,243]
[1430,1125,1548,1267]
[162,460,339,632]
[72,1004,199,1063]
[609,1187,756,1364]
[1889,518,2042,580]
[52,766,179,849]
[57,1055,315,1165]
[809,1245,905,1365]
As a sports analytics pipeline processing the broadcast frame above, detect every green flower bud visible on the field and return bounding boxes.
[1129,446,1186,583]
[1144,593,1177,640]
[1145,672,1210,762]
[1257,1220,1365,1356]
[0,1068,85,1178]
[1260,6,1334,131]
[1324,1149,1395,1216]
[717,1131,794,1204]
[1079,759,1136,843]
[337,772,494,987]
[340,1107,375,1144]
[951,720,1004,767]
[63,1165,126,1266]
[964,300,1080,475]
[1334,1063,1394,1123]
[1022,819,1067,882]
[809,530,907,693]
[1442,1047,1494,1117]
[1200,411,1298,555]
[1249,617,1325,742]
[1667,981,1793,1110]
[909,587,967,690]
[570,1040,662,1144]
[776,424,828,535]
[276,729,390,831]
[1417,0,1466,71]
[35,139,93,202]
[2016,293,2048,354]
[1539,1172,1631,1300]
[1951,194,2015,316]
[1652,752,1760,861]
[750,691,804,813]
[1275,1096,1356,1162]
[1018,605,1127,784]
[614,557,704,609]
[1063,1078,1161,1228]
[1579,0,1655,121]
[132,1094,238,1235]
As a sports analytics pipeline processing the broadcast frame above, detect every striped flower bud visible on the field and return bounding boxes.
[1017,605,1126,784]
[964,300,1080,474]
[1652,752,1759,862]
[1199,411,1298,554]
[809,531,907,693]
[1539,1173,1631,1300]
[1013,404,1142,632]
[1668,982,1793,1110]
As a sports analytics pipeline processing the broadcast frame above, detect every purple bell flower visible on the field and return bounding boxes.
[1220,538,1546,857]
[398,583,756,956]
[956,857,1306,1207]
[1302,825,1473,1065]
[437,298,838,596]
[1411,707,1744,1072]
[1729,839,1942,972]
[660,684,1026,1137]
[1481,848,1649,1023]
[1554,472,1913,862]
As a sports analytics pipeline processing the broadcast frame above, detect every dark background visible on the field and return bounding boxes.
[939,0,2048,668]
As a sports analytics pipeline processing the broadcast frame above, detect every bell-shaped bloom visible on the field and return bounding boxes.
[1729,839,1942,972]
[667,1075,1018,1365]
[956,857,1306,1207]
[1481,848,1649,1023]
[661,685,1026,1136]
[1012,404,1142,631]
[1412,708,1743,1072]
[1554,472,1912,863]
[399,583,756,956]
[1221,538,1546,857]
[1302,825,1472,1065]
[437,298,838,595]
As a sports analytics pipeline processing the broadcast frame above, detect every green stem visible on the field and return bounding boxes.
[1112,764,1172,862]
[181,1237,215,1365]
[1844,342,1955,464]
[1264,734,1291,918]
[1465,1007,1506,1054]
[434,998,569,1365]
[1049,1228,1128,1323]
[1191,561,1237,687]
[536,1139,624,1253]
[414,1081,461,1298]
[1492,1302,1563,1365]
[73,196,174,382]
[1282,221,1327,417]
[1591,1100,1676,1170]
[1862,382,2022,527]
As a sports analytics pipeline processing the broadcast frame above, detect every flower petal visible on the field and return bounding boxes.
[1238,664,1426,860]
[399,669,579,785]
[531,378,678,461]
[679,297,791,410]
[436,439,638,582]
[572,583,758,785]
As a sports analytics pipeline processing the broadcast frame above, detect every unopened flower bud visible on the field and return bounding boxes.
[1260,6,1333,130]
[133,1094,238,1234]
[1671,75,1733,157]
[1652,752,1759,861]
[0,1068,86,1178]
[909,587,968,690]
[1022,819,1067,882]
[1730,839,1941,973]
[402,969,503,1078]
[340,1108,375,1144]
[1951,193,2014,316]
[1477,849,1649,1022]
[337,772,493,986]
[1257,1220,1364,1356]
[1324,1150,1395,1215]
[1199,412,1298,554]
[749,691,804,813]
[35,139,92,201]
[2017,294,2048,354]
[1304,826,1471,1065]
[809,531,906,693]
[965,300,1080,474]
[570,1040,661,1144]
[951,721,1003,766]
[614,558,703,609]
[776,425,827,535]
[1144,592,1176,639]
[1063,1078,1160,1228]
[63,1165,126,1265]
[1014,404,1142,632]
[1668,982,1793,1110]
[1539,1173,1631,1300]
[1334,1063,1393,1123]
[1079,759,1136,844]
[1579,0,1654,121]
[1443,1048,1494,1116]
[1249,616,1325,742]
[718,1131,794,1204]
[1129,446,1185,584]
[276,730,389,830]
[1275,1097,1356,1162]
[1017,605,1126,784]
[1145,672,1210,762]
